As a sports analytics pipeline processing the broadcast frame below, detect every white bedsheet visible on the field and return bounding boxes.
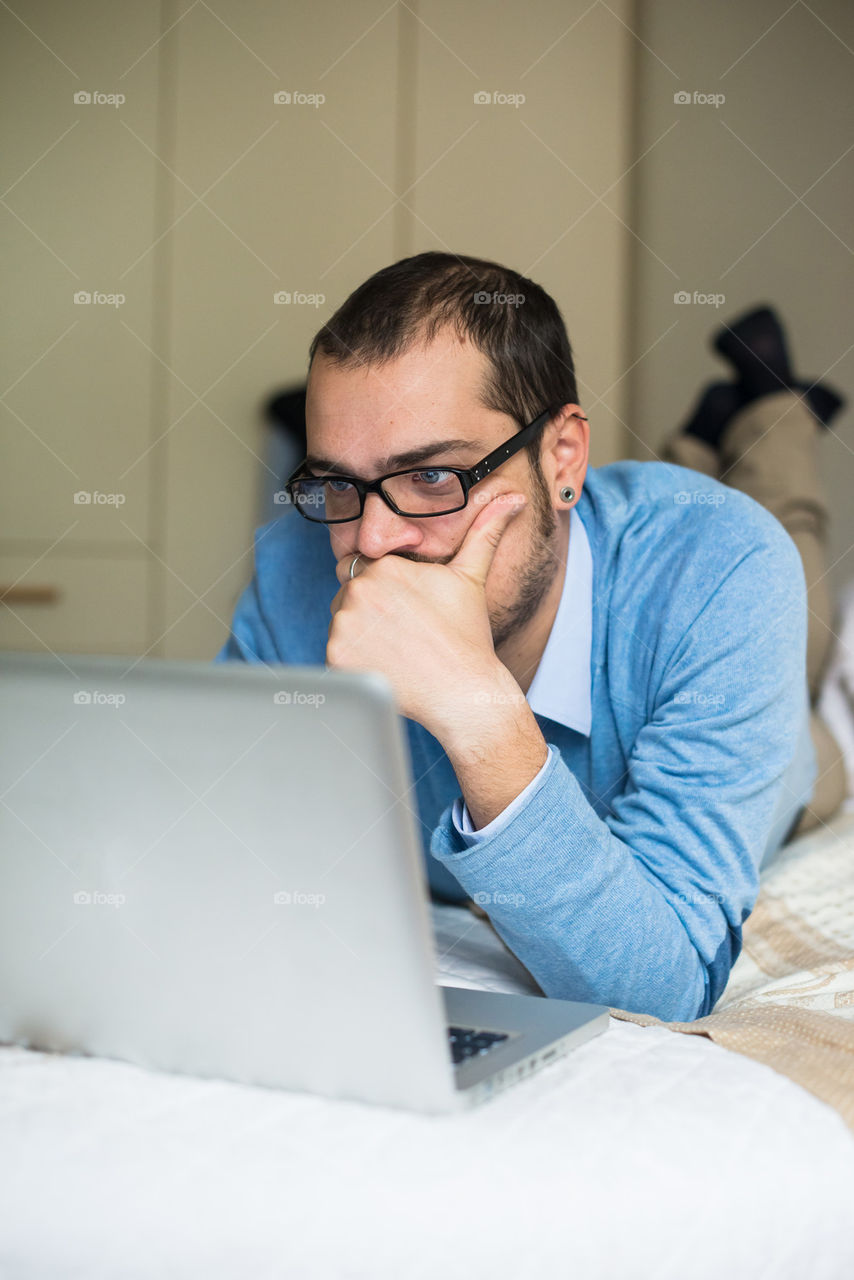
[2,901,854,1279]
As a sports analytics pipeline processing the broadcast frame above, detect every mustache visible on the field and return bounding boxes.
[391,549,456,566]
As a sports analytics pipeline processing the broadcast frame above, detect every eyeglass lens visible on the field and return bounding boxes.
[291,469,467,522]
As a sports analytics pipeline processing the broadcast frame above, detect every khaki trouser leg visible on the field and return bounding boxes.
[659,430,720,478]
[661,392,846,832]
[791,711,847,836]
[717,391,834,701]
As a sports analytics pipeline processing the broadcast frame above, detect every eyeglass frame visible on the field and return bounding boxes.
[284,405,586,524]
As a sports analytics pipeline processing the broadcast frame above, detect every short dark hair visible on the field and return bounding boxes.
[308,252,579,463]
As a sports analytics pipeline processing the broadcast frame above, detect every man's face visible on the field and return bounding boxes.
[304,329,579,652]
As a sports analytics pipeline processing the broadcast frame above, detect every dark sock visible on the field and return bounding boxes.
[799,381,846,429]
[714,305,793,400]
[714,305,846,429]
[680,382,747,450]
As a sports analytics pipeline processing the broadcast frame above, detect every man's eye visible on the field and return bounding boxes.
[411,469,453,485]
[326,478,355,493]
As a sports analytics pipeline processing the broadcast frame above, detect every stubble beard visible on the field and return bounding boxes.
[487,455,560,652]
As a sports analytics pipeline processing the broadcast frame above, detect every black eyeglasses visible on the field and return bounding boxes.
[284,406,580,525]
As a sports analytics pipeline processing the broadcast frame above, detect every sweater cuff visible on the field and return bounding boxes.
[450,746,557,846]
[435,745,564,865]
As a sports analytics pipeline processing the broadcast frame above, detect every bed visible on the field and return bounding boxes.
[2,813,854,1279]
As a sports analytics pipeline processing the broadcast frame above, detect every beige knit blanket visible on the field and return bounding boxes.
[611,809,854,1132]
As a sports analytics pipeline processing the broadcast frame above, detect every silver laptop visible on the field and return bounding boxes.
[0,652,609,1113]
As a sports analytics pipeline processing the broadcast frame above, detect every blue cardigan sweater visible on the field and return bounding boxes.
[216,460,816,1020]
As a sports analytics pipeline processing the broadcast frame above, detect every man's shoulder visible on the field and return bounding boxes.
[249,513,339,655]
[578,460,807,704]
[581,458,800,568]
[579,459,805,650]
[252,510,338,589]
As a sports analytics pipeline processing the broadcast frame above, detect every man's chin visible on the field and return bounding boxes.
[490,594,546,654]
[489,549,562,654]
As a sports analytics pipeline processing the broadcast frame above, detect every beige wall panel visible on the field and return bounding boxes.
[1,1,162,558]
[629,0,854,593]
[156,0,404,657]
[0,554,149,655]
[409,0,634,467]
[3,1,638,660]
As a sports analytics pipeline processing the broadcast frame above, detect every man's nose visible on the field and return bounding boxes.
[354,491,424,559]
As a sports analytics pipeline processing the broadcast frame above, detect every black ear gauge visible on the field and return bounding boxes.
[559,486,576,504]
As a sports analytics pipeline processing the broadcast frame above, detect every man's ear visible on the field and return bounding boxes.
[543,404,589,498]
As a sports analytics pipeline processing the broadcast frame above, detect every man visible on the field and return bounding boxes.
[218,252,823,1022]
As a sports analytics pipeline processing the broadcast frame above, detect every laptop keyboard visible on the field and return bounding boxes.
[448,1025,509,1066]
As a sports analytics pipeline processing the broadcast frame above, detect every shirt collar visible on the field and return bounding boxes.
[525,505,593,736]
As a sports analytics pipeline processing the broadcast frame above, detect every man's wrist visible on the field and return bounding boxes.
[433,663,549,830]
[428,660,534,760]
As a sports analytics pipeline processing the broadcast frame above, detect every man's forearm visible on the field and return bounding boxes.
[430,749,721,1022]
[437,666,549,830]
